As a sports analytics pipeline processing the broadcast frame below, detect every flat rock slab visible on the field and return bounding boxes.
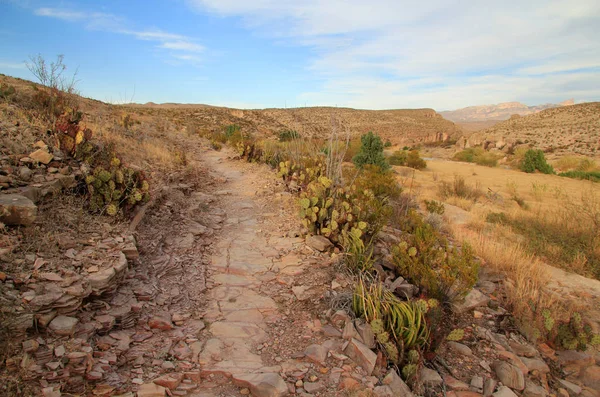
[232,373,289,397]
[344,338,377,376]
[209,286,278,312]
[492,361,525,391]
[455,289,490,313]
[210,321,268,343]
[0,194,37,226]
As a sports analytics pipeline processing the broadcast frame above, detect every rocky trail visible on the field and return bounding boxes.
[2,131,600,397]
[116,144,398,397]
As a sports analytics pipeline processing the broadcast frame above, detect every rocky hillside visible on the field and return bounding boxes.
[441,99,574,123]
[133,104,462,145]
[459,102,600,156]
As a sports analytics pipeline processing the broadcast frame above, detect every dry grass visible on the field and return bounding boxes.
[451,219,567,340]
[400,158,600,339]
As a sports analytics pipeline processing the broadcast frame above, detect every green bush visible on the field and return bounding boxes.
[454,148,498,167]
[279,130,300,142]
[424,200,445,215]
[389,150,426,169]
[225,124,241,139]
[388,150,408,166]
[353,131,390,171]
[438,175,482,201]
[384,140,392,147]
[520,149,554,174]
[559,170,600,183]
[406,150,427,170]
[392,214,479,302]
[0,83,16,101]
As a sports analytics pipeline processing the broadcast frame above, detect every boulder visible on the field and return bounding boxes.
[29,149,53,164]
[520,357,550,374]
[356,323,376,348]
[493,386,518,397]
[454,289,490,313]
[382,370,413,397]
[305,235,333,252]
[48,315,78,336]
[344,338,377,375]
[447,341,473,356]
[232,373,288,397]
[0,194,37,226]
[304,344,328,366]
[523,381,548,397]
[579,365,600,390]
[153,373,183,389]
[420,367,442,386]
[492,361,525,391]
[148,316,174,331]
[557,379,582,396]
[137,382,166,397]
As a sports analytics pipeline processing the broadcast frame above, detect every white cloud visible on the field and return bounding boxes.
[0,61,26,69]
[159,41,204,53]
[34,7,85,21]
[189,0,600,108]
[34,8,204,64]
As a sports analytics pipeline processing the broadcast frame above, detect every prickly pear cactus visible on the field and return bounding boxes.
[85,156,150,216]
[298,175,368,243]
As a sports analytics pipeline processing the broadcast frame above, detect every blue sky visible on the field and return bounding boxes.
[0,0,599,110]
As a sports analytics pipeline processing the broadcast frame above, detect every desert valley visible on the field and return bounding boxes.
[1,3,600,396]
[1,69,599,397]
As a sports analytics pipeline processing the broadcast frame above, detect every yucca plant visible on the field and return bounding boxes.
[353,277,430,353]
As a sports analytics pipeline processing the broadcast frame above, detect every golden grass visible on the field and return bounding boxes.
[399,158,600,338]
[451,219,567,339]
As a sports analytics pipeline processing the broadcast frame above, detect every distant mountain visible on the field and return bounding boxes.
[440,99,574,123]
[461,102,600,157]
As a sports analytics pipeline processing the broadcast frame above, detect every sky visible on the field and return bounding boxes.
[0,0,599,110]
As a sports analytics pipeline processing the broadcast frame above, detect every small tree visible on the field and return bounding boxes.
[520,149,554,174]
[353,132,390,171]
[406,150,427,170]
[25,54,79,126]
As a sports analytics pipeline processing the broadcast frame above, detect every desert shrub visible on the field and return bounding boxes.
[351,165,400,235]
[384,140,392,147]
[353,131,390,171]
[424,200,445,215]
[389,150,426,169]
[0,83,16,101]
[520,149,555,174]
[438,175,483,201]
[486,212,509,224]
[554,155,598,172]
[279,130,300,142]
[342,138,362,162]
[495,191,600,279]
[531,182,548,201]
[406,150,427,170]
[559,170,600,183]
[121,114,139,131]
[453,147,498,167]
[26,54,79,126]
[511,194,529,210]
[225,124,241,139]
[236,138,264,162]
[537,310,600,350]
[388,150,408,166]
[344,231,375,273]
[392,217,479,301]
[210,140,222,151]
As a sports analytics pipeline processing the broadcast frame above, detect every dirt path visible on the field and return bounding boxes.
[120,144,382,397]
